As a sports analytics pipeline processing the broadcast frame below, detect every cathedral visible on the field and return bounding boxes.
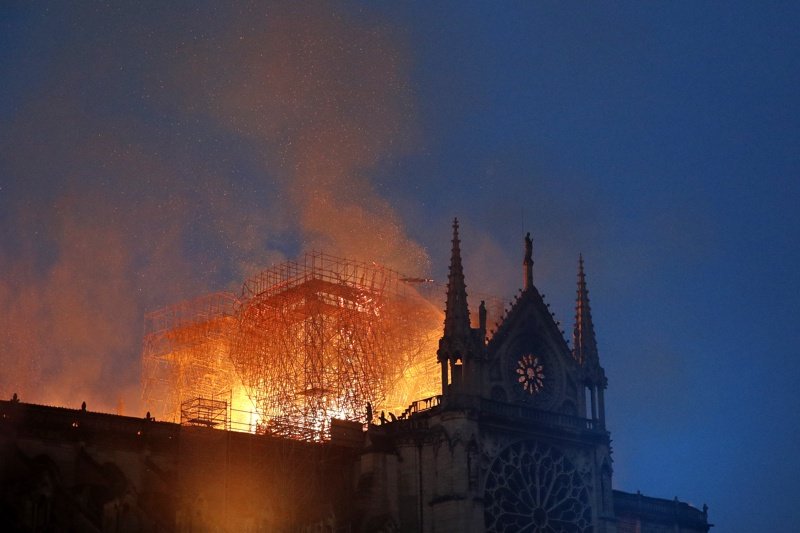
[0,221,711,532]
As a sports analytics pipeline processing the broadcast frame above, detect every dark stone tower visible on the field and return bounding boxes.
[573,254,608,428]
[437,218,484,397]
[360,226,621,531]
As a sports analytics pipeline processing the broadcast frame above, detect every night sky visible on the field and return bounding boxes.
[2,2,799,531]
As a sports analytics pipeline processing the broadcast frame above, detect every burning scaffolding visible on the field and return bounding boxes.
[142,292,244,421]
[142,252,442,440]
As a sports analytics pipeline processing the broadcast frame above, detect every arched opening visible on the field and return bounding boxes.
[584,385,594,420]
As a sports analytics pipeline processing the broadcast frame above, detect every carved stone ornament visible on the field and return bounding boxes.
[484,441,592,532]
[516,354,545,395]
[509,348,564,410]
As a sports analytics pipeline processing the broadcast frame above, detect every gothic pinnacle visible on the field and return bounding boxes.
[443,218,470,341]
[573,253,599,367]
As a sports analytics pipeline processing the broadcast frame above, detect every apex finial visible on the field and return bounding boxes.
[451,218,461,249]
[523,232,533,290]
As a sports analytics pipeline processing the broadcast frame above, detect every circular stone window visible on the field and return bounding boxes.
[484,441,592,532]
[516,354,545,395]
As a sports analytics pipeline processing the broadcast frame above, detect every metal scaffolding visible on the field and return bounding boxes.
[231,252,440,440]
[141,292,245,423]
[141,252,442,440]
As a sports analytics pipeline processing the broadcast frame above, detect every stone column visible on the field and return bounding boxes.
[597,386,606,428]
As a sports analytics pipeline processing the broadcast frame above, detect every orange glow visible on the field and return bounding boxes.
[142,253,443,439]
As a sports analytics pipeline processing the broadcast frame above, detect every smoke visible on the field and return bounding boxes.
[174,1,428,274]
[0,129,211,411]
[0,2,428,412]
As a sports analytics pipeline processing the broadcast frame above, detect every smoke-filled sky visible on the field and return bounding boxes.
[2,2,799,531]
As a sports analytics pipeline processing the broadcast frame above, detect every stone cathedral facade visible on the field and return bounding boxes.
[352,221,708,533]
[363,221,616,531]
[0,221,711,532]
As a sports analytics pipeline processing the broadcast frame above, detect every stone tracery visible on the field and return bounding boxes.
[484,441,592,533]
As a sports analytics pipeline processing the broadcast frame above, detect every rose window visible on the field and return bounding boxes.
[516,354,545,394]
[484,441,592,533]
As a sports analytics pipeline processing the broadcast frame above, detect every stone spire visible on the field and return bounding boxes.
[573,254,599,367]
[442,218,471,342]
[523,232,533,291]
[438,218,481,396]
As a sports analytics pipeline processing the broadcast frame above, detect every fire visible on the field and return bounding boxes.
[230,383,261,432]
[142,252,443,438]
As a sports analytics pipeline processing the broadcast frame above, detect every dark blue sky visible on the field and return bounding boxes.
[2,2,799,530]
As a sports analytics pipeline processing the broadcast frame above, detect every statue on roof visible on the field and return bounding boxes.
[524,232,533,264]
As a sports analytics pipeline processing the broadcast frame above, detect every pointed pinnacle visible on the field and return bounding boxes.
[443,217,470,342]
[573,253,599,367]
